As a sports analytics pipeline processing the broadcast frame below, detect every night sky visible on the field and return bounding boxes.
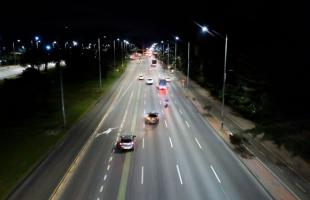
[1,0,309,52]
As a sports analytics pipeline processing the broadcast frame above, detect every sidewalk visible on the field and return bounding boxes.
[174,70,310,200]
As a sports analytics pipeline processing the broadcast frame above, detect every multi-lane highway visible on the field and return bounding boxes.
[48,57,272,200]
[8,56,272,200]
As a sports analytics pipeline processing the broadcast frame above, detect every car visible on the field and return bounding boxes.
[116,135,136,151]
[146,78,153,85]
[138,74,144,80]
[151,59,157,67]
[165,77,171,82]
[145,112,159,124]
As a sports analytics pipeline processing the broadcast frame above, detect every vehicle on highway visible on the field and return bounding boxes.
[145,112,159,124]
[158,78,167,90]
[146,78,154,85]
[116,135,136,151]
[138,74,144,80]
[165,77,171,82]
[151,59,157,67]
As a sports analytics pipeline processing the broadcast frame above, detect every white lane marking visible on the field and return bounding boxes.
[195,137,202,149]
[143,123,145,128]
[97,198,100,200]
[141,166,144,184]
[142,138,145,149]
[295,182,306,193]
[107,165,110,171]
[144,109,145,114]
[157,93,160,97]
[109,156,113,162]
[176,165,183,185]
[162,109,164,114]
[164,120,168,128]
[210,165,221,183]
[179,110,182,115]
[100,185,104,192]
[185,121,190,128]
[159,101,162,105]
[169,137,173,148]
[104,174,107,181]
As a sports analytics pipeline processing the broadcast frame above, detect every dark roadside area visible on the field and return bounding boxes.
[173,70,310,200]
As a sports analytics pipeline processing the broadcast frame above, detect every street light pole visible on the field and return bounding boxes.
[113,40,116,70]
[221,34,228,128]
[98,38,102,88]
[187,41,190,88]
[121,42,124,67]
[12,42,16,65]
[58,62,66,127]
[174,36,179,69]
[167,43,170,69]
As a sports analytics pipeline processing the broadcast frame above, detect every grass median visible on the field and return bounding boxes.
[0,63,127,199]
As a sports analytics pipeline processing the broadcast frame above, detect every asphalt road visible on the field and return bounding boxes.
[51,57,272,200]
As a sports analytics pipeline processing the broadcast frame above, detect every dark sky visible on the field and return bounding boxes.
[1,0,309,45]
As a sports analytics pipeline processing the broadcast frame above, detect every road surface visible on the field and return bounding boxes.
[9,57,272,200]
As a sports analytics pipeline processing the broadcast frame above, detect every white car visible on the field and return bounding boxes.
[165,77,171,82]
[138,75,144,80]
[146,78,153,85]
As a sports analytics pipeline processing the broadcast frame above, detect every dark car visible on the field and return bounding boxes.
[144,112,159,124]
[116,135,136,151]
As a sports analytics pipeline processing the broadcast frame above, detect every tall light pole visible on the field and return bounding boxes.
[199,24,228,128]
[121,41,124,67]
[175,36,179,69]
[12,41,16,65]
[113,40,116,70]
[187,41,190,88]
[58,62,66,127]
[34,36,39,48]
[161,41,164,55]
[98,38,102,88]
[167,43,170,69]
[221,34,228,128]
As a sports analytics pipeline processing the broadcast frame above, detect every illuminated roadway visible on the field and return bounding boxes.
[9,57,272,200]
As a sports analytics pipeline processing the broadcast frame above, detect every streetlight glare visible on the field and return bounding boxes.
[175,36,179,40]
[45,45,51,50]
[35,36,39,41]
[202,26,208,32]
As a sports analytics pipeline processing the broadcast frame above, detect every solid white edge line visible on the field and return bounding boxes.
[185,121,190,128]
[141,166,144,184]
[176,165,183,185]
[169,137,173,148]
[195,137,202,149]
[100,185,104,192]
[164,120,168,128]
[210,165,221,183]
